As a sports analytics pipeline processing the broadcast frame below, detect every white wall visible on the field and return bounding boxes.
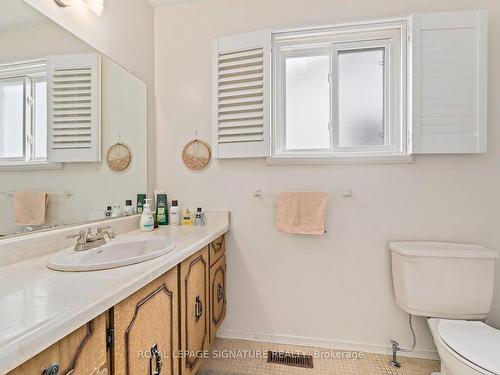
[155,0,500,357]
[0,19,147,236]
[23,0,156,195]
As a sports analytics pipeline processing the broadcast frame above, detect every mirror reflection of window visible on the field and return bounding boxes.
[0,79,25,159]
[0,66,48,163]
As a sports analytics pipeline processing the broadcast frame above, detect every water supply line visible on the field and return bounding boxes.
[390,314,417,368]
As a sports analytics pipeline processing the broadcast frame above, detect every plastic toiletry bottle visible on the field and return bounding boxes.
[140,199,154,232]
[124,200,135,216]
[137,194,146,214]
[169,200,180,225]
[156,193,168,225]
[104,206,112,218]
[111,203,122,218]
[181,209,193,225]
[194,207,205,226]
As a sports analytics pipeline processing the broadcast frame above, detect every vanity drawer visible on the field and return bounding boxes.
[209,235,225,266]
[8,313,107,375]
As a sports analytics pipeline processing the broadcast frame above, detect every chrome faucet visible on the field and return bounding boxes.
[66,226,116,251]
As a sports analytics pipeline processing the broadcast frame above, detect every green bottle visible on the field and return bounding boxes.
[156,193,168,225]
[137,194,146,214]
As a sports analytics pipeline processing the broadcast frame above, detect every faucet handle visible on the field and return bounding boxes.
[66,230,87,240]
[97,225,116,239]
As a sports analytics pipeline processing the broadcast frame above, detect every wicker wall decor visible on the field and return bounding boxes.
[106,140,132,172]
[182,138,211,171]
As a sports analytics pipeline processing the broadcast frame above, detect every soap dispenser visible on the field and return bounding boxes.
[140,198,154,232]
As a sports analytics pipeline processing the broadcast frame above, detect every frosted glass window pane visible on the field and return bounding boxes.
[338,48,385,147]
[0,80,24,158]
[34,81,47,159]
[285,54,330,150]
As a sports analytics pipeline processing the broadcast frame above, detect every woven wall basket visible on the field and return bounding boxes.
[106,143,132,172]
[182,139,211,170]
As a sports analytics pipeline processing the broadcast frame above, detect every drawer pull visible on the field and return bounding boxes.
[42,363,60,375]
[195,296,203,321]
[217,283,224,303]
[212,238,223,253]
[150,343,163,375]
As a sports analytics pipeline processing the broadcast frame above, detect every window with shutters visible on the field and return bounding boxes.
[0,60,49,166]
[272,22,407,160]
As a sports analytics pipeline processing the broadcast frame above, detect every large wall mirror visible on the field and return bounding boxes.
[0,0,148,238]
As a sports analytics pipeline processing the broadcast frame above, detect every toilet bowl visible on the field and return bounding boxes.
[427,318,500,375]
[389,241,499,375]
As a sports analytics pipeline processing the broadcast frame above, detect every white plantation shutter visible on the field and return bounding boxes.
[410,10,487,154]
[213,31,271,158]
[47,54,101,162]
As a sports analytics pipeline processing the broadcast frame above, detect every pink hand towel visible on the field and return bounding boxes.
[13,191,48,226]
[276,192,327,235]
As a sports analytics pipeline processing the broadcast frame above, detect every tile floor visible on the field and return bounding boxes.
[198,338,440,375]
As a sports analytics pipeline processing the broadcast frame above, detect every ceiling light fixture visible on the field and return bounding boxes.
[54,0,104,16]
[55,0,73,6]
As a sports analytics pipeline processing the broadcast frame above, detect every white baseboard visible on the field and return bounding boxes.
[217,329,439,360]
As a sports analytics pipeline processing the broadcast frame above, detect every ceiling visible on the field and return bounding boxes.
[148,0,204,7]
[0,0,47,32]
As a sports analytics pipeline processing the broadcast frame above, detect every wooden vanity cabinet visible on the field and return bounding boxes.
[112,267,179,375]
[8,313,107,375]
[209,255,226,343]
[180,246,210,375]
[9,235,226,375]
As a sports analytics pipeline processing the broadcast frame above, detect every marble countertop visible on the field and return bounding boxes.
[0,213,229,374]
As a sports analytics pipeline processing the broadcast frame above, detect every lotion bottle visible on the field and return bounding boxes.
[169,200,180,225]
[140,198,154,232]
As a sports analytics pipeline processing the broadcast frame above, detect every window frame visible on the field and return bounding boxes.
[275,45,333,156]
[272,20,408,161]
[0,76,29,162]
[0,60,50,167]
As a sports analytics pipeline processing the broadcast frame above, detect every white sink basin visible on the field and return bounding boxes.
[47,234,176,272]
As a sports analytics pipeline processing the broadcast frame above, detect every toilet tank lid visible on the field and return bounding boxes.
[389,242,498,259]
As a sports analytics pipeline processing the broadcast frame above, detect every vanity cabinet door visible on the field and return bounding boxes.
[209,235,225,266]
[209,255,226,343]
[180,247,209,375]
[8,313,107,375]
[112,267,179,375]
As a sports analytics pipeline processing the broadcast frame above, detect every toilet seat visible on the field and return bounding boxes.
[438,320,500,375]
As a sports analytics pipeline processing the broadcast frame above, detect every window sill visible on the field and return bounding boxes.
[0,161,63,172]
[265,154,413,166]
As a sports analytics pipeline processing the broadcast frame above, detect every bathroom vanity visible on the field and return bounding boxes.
[0,214,229,375]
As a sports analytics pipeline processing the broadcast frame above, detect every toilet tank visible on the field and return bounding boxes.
[390,242,498,320]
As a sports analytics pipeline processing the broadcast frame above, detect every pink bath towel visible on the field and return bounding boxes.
[276,192,327,235]
[13,191,48,226]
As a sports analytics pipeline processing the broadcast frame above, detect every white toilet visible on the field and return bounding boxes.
[390,241,500,375]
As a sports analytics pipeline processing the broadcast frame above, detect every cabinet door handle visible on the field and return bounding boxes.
[217,283,224,303]
[150,343,163,375]
[41,363,60,375]
[212,238,223,252]
[195,296,203,321]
